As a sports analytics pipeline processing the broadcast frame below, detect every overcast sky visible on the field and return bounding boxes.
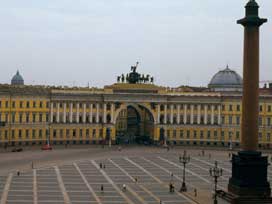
[0,0,271,88]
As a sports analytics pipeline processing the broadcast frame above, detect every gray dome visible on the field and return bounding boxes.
[208,66,242,91]
[11,70,24,85]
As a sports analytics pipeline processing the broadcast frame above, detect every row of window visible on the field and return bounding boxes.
[164,129,271,141]
[0,128,106,140]
[160,104,272,112]
[164,129,240,140]
[0,101,50,109]
[0,113,49,123]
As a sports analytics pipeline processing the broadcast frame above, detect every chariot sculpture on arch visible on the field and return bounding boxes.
[117,61,154,84]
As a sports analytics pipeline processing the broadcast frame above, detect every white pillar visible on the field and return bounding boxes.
[190,105,194,124]
[50,102,53,123]
[111,103,114,123]
[76,103,79,123]
[157,104,160,124]
[197,104,201,124]
[56,102,60,123]
[211,105,214,125]
[170,104,174,124]
[103,104,107,123]
[69,103,73,123]
[164,104,167,124]
[204,105,208,125]
[83,103,86,123]
[177,104,181,124]
[63,103,66,123]
[89,103,93,123]
[184,104,187,124]
[218,105,221,124]
[96,103,100,123]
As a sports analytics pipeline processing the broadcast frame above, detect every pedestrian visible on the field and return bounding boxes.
[100,184,104,193]
[17,171,20,176]
[122,184,126,191]
[99,163,102,169]
[159,199,162,204]
[194,188,197,197]
[103,164,106,169]
[228,153,231,158]
[202,150,205,156]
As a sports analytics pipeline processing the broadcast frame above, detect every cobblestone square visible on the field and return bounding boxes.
[0,147,271,204]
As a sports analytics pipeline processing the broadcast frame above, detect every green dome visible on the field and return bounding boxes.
[11,70,24,85]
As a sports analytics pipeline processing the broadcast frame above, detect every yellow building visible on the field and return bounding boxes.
[1,66,272,148]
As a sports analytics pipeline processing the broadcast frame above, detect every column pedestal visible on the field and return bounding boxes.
[228,151,270,197]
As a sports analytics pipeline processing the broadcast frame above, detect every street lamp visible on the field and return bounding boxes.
[179,150,190,192]
[209,161,223,204]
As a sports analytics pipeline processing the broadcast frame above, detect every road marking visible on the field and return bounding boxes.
[54,166,71,204]
[73,162,102,204]
[191,157,231,173]
[0,173,13,204]
[138,185,161,203]
[125,157,163,184]
[125,157,196,204]
[33,169,38,204]
[90,160,136,204]
[158,156,211,183]
[158,156,227,191]
[109,158,155,204]
[142,157,196,189]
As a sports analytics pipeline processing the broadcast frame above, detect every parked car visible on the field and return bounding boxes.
[41,144,52,150]
[11,148,23,152]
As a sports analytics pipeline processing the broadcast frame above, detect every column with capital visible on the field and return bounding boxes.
[69,103,73,123]
[103,104,107,123]
[211,105,214,125]
[190,105,194,124]
[63,103,66,123]
[228,0,270,199]
[183,104,187,124]
[177,104,181,124]
[89,103,93,123]
[76,103,79,123]
[50,102,53,123]
[110,103,114,123]
[56,103,60,123]
[83,103,86,123]
[96,103,100,123]
[218,105,221,125]
[164,104,167,124]
[170,105,174,124]
[204,105,208,125]
[197,105,201,125]
[157,104,160,124]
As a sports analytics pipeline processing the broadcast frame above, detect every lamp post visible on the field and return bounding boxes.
[209,161,223,204]
[179,150,190,192]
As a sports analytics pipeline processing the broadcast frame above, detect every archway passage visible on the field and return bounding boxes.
[115,104,154,144]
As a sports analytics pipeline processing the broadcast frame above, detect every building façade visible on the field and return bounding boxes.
[1,66,272,148]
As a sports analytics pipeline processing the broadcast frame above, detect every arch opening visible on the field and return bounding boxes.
[115,104,154,144]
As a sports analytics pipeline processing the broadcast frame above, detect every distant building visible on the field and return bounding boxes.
[0,65,271,148]
[11,70,24,85]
